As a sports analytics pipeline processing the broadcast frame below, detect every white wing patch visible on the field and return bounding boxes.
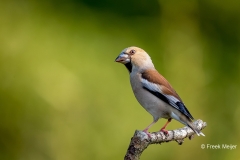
[141,78,194,120]
[141,78,183,113]
[141,78,162,93]
[165,95,181,103]
[141,78,181,103]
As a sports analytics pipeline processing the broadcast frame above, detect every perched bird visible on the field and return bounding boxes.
[115,46,205,136]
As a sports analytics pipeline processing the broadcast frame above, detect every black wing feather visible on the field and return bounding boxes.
[175,102,194,120]
[143,86,194,120]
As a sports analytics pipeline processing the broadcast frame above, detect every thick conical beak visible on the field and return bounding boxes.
[115,53,130,64]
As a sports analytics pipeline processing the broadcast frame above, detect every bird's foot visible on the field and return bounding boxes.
[160,128,169,136]
[143,129,152,138]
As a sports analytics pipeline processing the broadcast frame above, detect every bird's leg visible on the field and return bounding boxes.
[160,118,172,135]
[143,121,157,137]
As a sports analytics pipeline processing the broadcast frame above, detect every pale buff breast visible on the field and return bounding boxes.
[130,72,171,121]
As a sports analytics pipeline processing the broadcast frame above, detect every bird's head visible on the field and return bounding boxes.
[115,46,154,73]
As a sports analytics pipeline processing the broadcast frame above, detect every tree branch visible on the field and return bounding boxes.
[124,119,207,160]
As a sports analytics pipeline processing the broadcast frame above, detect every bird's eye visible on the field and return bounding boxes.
[129,49,136,55]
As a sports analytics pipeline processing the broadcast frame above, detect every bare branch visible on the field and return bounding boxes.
[124,119,207,160]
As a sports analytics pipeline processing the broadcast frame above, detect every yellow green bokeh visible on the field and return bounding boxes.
[0,0,239,160]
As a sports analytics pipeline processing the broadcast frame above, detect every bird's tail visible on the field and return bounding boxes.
[187,121,205,136]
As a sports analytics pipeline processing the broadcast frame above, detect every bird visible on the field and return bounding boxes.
[115,46,205,136]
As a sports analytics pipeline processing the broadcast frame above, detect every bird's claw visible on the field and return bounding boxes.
[143,130,152,138]
[160,128,169,136]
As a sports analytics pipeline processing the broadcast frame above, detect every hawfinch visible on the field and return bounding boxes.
[115,46,205,136]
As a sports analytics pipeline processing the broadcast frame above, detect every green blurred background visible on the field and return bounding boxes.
[0,0,240,160]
